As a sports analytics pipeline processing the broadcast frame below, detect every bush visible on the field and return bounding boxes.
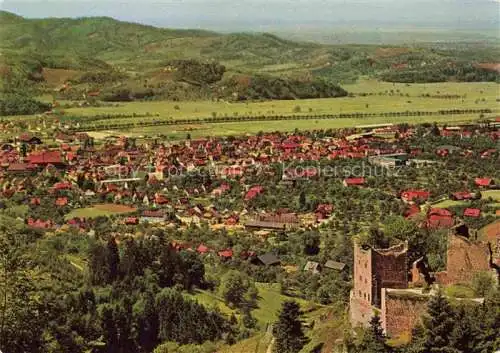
[472,271,495,297]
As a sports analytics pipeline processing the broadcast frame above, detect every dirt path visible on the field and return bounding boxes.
[265,338,275,353]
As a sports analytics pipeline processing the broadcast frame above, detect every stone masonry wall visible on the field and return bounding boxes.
[381,289,428,338]
[372,245,408,306]
[353,244,373,305]
[441,235,490,285]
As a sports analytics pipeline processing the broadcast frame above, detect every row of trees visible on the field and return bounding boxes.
[89,237,205,290]
[71,108,492,132]
[380,64,500,83]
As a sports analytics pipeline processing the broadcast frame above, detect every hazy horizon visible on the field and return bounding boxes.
[1,0,499,44]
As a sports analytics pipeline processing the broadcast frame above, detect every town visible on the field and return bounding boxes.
[1,115,499,352]
[1,4,500,352]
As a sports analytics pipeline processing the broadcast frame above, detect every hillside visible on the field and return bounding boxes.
[0,10,499,109]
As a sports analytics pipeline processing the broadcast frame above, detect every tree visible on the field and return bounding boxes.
[157,244,179,288]
[303,231,320,256]
[120,238,144,281]
[0,217,45,352]
[178,250,205,290]
[298,191,306,210]
[219,270,256,309]
[273,301,309,353]
[20,143,27,157]
[471,271,494,297]
[106,237,120,282]
[99,304,118,353]
[356,314,390,353]
[431,123,441,136]
[88,241,110,285]
[422,290,457,353]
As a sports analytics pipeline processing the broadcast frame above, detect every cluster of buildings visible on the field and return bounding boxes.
[1,119,499,343]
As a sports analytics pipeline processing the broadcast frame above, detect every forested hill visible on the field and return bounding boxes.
[0,10,499,108]
[0,10,323,72]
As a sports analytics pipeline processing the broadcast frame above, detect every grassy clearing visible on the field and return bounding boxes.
[482,190,500,202]
[445,284,476,299]
[300,305,347,353]
[188,282,313,328]
[432,199,468,209]
[218,332,271,353]
[64,204,136,220]
[432,190,500,210]
[218,300,343,353]
[187,289,235,316]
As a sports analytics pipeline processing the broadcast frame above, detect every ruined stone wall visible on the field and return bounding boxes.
[381,289,428,338]
[372,244,408,306]
[440,235,490,285]
[349,291,374,328]
[353,244,373,305]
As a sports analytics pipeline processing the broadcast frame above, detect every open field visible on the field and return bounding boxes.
[432,190,500,211]
[91,113,491,140]
[432,199,468,209]
[64,203,136,220]
[186,289,234,316]
[482,190,500,203]
[344,80,499,97]
[63,82,498,121]
[3,81,498,141]
[190,282,313,327]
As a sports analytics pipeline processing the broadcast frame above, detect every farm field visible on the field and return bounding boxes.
[64,203,136,220]
[90,113,491,140]
[62,82,498,121]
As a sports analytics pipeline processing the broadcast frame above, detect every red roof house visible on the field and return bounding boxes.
[218,249,233,259]
[343,177,365,187]
[404,204,421,218]
[53,182,72,190]
[401,190,431,203]
[451,192,474,201]
[463,208,481,218]
[245,186,264,201]
[475,178,494,187]
[429,208,453,217]
[27,218,54,229]
[124,217,139,225]
[427,214,454,228]
[7,163,37,173]
[197,244,210,254]
[27,151,65,166]
[55,197,68,206]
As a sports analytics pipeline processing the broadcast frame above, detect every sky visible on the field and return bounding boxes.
[1,0,499,32]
